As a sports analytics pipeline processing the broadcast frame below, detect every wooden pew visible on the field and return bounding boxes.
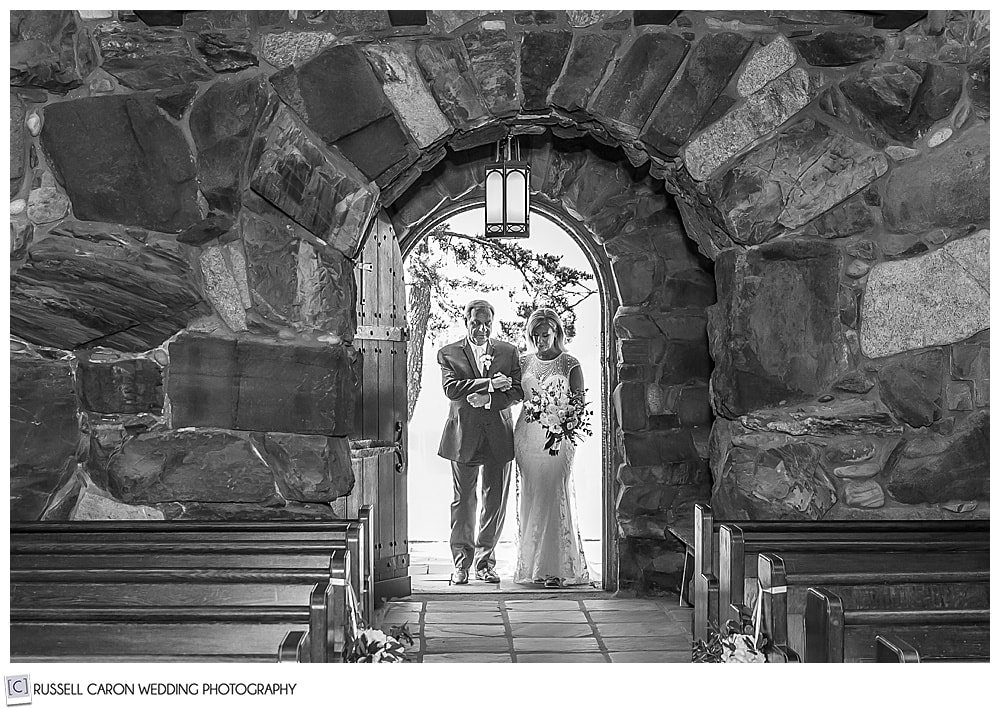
[10,513,372,662]
[719,521,988,633]
[691,505,807,641]
[804,587,990,662]
[11,506,375,624]
[758,548,989,662]
[11,549,355,662]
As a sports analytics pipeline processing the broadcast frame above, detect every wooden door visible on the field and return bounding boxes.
[348,212,410,600]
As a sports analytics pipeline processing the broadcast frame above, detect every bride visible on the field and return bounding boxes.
[513,307,590,588]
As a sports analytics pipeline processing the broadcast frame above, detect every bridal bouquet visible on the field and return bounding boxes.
[522,380,592,455]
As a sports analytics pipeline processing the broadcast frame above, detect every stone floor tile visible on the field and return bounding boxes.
[384,601,424,611]
[601,635,692,652]
[667,608,694,624]
[424,636,511,653]
[503,600,582,611]
[516,652,607,663]
[424,600,501,611]
[509,622,593,638]
[422,611,504,624]
[583,599,664,611]
[587,610,671,623]
[609,650,690,663]
[513,637,601,652]
[423,623,507,638]
[506,610,589,624]
[422,652,512,663]
[594,621,680,636]
[380,611,422,627]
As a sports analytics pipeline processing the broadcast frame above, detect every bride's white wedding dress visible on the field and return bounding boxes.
[512,351,590,585]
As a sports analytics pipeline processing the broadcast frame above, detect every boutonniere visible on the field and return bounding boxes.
[480,353,494,370]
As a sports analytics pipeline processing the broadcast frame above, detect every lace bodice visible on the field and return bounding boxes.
[519,352,581,397]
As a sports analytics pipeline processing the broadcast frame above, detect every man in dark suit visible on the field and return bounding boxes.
[437,299,523,584]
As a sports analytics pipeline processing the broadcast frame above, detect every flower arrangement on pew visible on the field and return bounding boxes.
[342,583,414,662]
[522,380,593,455]
[345,622,414,663]
[692,605,769,663]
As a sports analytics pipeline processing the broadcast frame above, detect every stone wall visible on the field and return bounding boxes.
[10,10,989,594]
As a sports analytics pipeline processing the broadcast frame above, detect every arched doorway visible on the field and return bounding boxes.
[401,204,617,590]
[390,133,717,595]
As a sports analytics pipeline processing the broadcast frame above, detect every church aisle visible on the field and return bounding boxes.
[378,596,692,663]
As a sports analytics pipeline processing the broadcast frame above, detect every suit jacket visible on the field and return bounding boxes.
[437,337,523,464]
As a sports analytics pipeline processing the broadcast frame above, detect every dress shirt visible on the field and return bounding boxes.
[467,338,493,406]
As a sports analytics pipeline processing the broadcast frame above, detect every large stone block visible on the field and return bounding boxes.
[41,93,202,232]
[840,61,963,144]
[415,39,492,132]
[886,411,988,504]
[589,32,690,138]
[259,31,337,68]
[684,68,823,182]
[239,211,357,341]
[614,381,648,431]
[269,44,415,181]
[95,23,213,90]
[11,10,95,93]
[566,11,620,27]
[11,349,81,521]
[461,25,521,117]
[736,34,797,97]
[876,350,945,428]
[189,74,271,216]
[708,240,850,417]
[622,430,699,467]
[77,352,163,415]
[199,243,249,332]
[11,93,26,197]
[738,398,904,438]
[195,30,258,73]
[791,32,884,66]
[248,103,378,255]
[550,33,622,114]
[951,339,989,408]
[612,255,658,305]
[860,231,989,359]
[107,429,281,504]
[519,31,573,112]
[71,486,165,521]
[882,125,989,233]
[10,222,210,351]
[168,332,356,436]
[706,118,887,245]
[617,461,708,487]
[712,441,838,520]
[658,340,713,385]
[253,433,355,502]
[641,32,752,157]
[362,41,453,149]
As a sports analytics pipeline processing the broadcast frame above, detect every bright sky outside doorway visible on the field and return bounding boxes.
[404,208,604,581]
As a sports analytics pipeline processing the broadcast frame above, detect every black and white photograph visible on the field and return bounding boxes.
[6,5,990,692]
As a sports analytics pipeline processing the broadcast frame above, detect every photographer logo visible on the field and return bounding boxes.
[5,676,31,706]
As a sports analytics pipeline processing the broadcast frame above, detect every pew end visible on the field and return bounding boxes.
[875,634,920,663]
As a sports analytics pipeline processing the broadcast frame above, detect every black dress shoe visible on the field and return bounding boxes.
[475,568,500,583]
[451,568,469,585]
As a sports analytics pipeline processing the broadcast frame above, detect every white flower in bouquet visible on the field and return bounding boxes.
[522,380,593,455]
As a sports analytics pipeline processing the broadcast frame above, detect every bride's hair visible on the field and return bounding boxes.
[525,307,566,352]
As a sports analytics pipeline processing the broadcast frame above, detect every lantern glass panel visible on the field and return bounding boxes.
[485,168,504,224]
[505,170,526,224]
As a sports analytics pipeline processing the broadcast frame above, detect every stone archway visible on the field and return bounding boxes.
[391,134,717,592]
[11,10,990,599]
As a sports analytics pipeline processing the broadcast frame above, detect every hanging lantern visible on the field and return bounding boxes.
[484,136,530,239]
